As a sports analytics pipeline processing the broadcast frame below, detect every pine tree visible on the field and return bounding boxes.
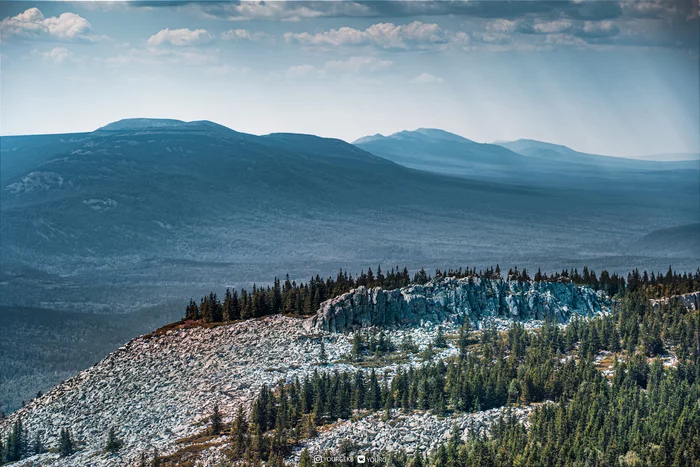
[369,369,382,410]
[231,406,248,457]
[319,339,328,364]
[434,327,447,348]
[352,333,364,361]
[304,414,317,438]
[299,448,313,467]
[151,448,162,467]
[210,402,223,435]
[58,427,74,457]
[409,451,424,467]
[33,431,43,455]
[104,427,123,453]
[4,418,26,462]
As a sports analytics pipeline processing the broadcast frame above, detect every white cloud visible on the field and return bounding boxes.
[285,64,326,79]
[577,20,620,38]
[206,64,251,76]
[146,28,213,47]
[194,1,371,22]
[284,21,448,50]
[105,47,219,67]
[410,73,445,84]
[36,46,73,64]
[485,19,518,33]
[1,7,104,42]
[220,29,273,42]
[284,56,392,80]
[324,56,392,72]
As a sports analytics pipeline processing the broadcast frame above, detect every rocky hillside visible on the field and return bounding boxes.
[650,290,700,311]
[0,278,609,466]
[308,277,608,332]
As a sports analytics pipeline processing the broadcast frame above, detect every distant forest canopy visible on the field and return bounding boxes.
[183,266,700,324]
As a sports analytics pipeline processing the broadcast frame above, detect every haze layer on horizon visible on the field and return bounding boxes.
[1,0,698,157]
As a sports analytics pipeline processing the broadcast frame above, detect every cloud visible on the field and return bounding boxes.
[1,7,105,42]
[146,28,213,47]
[324,56,392,72]
[576,21,620,39]
[193,1,371,22]
[284,21,447,50]
[105,46,219,67]
[409,73,444,84]
[517,19,575,35]
[285,64,326,79]
[205,64,251,76]
[220,29,273,42]
[31,46,75,64]
[515,17,619,40]
[188,1,627,22]
[284,56,391,80]
[37,46,73,64]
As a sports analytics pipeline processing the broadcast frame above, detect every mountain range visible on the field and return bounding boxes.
[354,129,699,190]
[1,118,698,413]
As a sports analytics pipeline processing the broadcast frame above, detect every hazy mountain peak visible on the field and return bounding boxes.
[411,128,474,143]
[505,138,574,152]
[96,118,238,135]
[387,128,473,143]
[96,118,188,131]
[352,133,386,144]
[354,128,473,145]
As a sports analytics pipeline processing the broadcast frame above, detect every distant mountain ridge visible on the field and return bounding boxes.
[354,128,699,191]
[498,138,699,169]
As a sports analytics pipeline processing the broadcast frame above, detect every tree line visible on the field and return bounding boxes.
[182,265,700,324]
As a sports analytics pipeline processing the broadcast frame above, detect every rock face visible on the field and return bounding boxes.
[307,277,609,333]
[651,291,700,311]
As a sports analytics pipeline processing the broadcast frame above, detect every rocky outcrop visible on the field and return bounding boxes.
[288,405,538,463]
[650,291,700,311]
[307,277,609,333]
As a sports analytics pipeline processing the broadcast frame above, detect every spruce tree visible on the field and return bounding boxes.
[151,448,162,467]
[231,406,248,457]
[33,431,43,455]
[104,427,123,453]
[319,339,328,364]
[210,402,222,435]
[299,448,313,467]
[58,427,74,457]
[352,333,364,361]
[434,327,447,348]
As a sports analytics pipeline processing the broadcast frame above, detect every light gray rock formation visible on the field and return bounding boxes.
[288,405,540,463]
[650,291,700,311]
[306,277,609,333]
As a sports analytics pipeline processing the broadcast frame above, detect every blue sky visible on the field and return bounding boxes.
[1,0,698,156]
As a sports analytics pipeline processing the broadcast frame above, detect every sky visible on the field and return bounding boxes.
[0,0,698,157]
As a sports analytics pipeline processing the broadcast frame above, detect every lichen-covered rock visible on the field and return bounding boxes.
[307,277,609,333]
[650,291,700,311]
